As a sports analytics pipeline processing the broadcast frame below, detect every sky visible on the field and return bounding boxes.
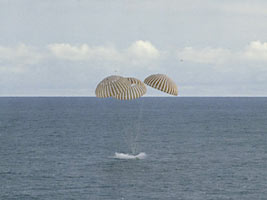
[0,0,267,96]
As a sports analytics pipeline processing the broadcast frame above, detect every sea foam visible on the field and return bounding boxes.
[114,152,147,159]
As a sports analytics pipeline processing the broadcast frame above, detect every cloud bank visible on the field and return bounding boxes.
[2,40,267,68]
[177,41,267,64]
[1,40,267,96]
[47,43,121,61]
[0,44,43,66]
[47,40,160,62]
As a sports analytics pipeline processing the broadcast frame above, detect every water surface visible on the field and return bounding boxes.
[1,97,267,199]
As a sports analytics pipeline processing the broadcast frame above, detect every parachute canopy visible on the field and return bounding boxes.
[114,77,147,100]
[95,75,146,100]
[95,75,131,98]
[144,74,178,96]
[95,74,178,99]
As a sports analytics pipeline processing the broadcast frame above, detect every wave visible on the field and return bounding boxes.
[114,152,147,160]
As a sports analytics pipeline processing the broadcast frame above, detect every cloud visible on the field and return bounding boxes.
[47,43,121,61]
[0,44,44,74]
[177,40,267,64]
[243,41,267,61]
[0,44,43,66]
[127,40,160,59]
[2,40,267,96]
[48,40,160,62]
[177,47,231,64]
[1,41,266,70]
[0,41,161,76]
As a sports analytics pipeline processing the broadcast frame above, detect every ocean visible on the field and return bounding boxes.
[0,97,267,200]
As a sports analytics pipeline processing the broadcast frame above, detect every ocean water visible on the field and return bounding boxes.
[0,97,267,200]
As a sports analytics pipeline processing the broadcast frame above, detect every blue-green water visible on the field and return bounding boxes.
[1,97,267,199]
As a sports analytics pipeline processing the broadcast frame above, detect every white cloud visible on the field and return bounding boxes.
[243,41,267,61]
[47,43,121,61]
[177,41,267,64]
[0,41,160,76]
[0,44,43,66]
[127,40,160,59]
[47,40,160,62]
[1,41,266,70]
[0,44,44,74]
[177,47,231,64]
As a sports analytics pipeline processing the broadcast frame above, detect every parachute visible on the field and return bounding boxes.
[114,77,147,100]
[95,74,177,99]
[144,74,178,96]
[95,76,146,100]
[95,75,131,98]
[95,74,178,157]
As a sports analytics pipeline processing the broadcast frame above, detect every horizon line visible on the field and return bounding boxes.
[1,95,267,98]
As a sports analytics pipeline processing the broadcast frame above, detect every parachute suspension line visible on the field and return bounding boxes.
[131,98,144,154]
[147,97,160,140]
[119,107,133,152]
[95,74,178,155]
[122,125,133,153]
[120,102,141,155]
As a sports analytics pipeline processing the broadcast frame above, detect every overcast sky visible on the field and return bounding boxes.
[1,0,267,96]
